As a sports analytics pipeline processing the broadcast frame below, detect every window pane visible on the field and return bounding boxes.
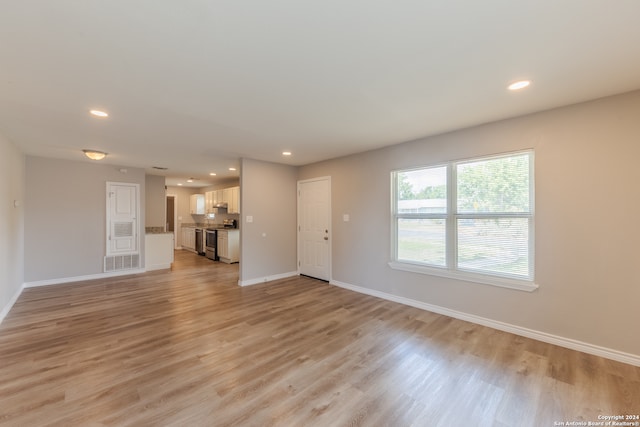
[398,218,446,266]
[457,154,530,213]
[457,218,530,277]
[397,166,447,214]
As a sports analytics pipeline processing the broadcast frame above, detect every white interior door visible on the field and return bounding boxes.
[107,182,139,255]
[298,177,330,281]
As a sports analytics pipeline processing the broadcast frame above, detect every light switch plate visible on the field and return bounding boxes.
[343,214,350,222]
[246,215,253,223]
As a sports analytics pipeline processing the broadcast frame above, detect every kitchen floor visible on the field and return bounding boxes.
[177,249,235,268]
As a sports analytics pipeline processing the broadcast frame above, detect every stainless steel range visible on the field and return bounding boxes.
[204,229,217,260]
[205,219,237,260]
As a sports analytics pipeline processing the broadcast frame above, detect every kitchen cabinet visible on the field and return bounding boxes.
[223,188,231,210]
[214,190,223,206]
[145,233,174,271]
[189,194,205,215]
[204,187,240,214]
[205,191,214,214]
[217,229,239,263]
[227,186,240,214]
[181,227,196,251]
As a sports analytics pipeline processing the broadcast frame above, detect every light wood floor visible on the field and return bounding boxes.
[0,251,638,426]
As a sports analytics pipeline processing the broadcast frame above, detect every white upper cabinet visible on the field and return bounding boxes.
[213,189,224,206]
[202,186,240,214]
[223,188,231,209]
[205,191,214,213]
[189,194,205,215]
[228,186,240,214]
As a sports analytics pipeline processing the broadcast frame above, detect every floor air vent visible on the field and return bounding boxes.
[104,254,140,272]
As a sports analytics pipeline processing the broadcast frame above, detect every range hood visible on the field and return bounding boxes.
[214,202,228,208]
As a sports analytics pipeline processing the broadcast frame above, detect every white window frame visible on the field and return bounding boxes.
[389,150,538,292]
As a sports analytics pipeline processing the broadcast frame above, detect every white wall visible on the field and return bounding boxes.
[25,157,146,283]
[0,134,25,322]
[299,90,640,358]
[240,158,297,284]
[145,174,166,229]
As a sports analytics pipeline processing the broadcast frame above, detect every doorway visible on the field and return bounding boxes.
[166,194,177,249]
[297,177,331,281]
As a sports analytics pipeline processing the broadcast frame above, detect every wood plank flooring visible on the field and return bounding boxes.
[0,250,638,426]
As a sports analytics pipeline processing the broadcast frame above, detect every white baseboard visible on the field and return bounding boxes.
[239,271,299,287]
[24,268,146,288]
[145,263,172,272]
[330,279,640,368]
[0,284,24,325]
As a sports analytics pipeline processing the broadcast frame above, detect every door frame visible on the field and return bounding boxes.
[297,176,332,281]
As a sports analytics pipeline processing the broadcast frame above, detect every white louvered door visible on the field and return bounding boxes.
[107,182,139,255]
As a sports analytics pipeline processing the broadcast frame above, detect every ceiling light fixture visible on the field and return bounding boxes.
[187,178,194,183]
[89,109,109,118]
[209,172,217,176]
[508,80,531,91]
[177,183,183,186]
[229,167,237,171]
[83,149,107,160]
[282,151,292,156]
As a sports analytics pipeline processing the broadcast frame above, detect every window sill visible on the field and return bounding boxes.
[388,261,539,292]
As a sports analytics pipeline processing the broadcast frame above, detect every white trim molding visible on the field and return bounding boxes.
[330,279,640,368]
[0,285,24,325]
[239,271,299,287]
[388,261,539,292]
[24,269,146,288]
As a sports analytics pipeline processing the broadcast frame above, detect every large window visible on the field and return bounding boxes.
[391,151,536,291]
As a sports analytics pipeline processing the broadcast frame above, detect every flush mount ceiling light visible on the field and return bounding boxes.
[282,151,292,156]
[187,178,194,183]
[89,109,109,118]
[209,172,217,176]
[508,80,531,91]
[83,149,107,160]
[229,167,237,171]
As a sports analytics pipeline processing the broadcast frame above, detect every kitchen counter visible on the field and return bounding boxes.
[145,232,174,270]
[145,226,173,234]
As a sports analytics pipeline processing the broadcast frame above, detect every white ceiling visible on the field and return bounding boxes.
[1,1,640,187]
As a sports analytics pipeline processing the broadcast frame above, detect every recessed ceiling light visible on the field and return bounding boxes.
[89,109,109,118]
[82,149,107,160]
[187,178,194,183]
[177,183,183,186]
[508,80,531,91]
[229,167,237,171]
[209,172,217,176]
[282,151,292,156]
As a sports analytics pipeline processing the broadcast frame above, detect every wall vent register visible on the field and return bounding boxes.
[104,254,140,272]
